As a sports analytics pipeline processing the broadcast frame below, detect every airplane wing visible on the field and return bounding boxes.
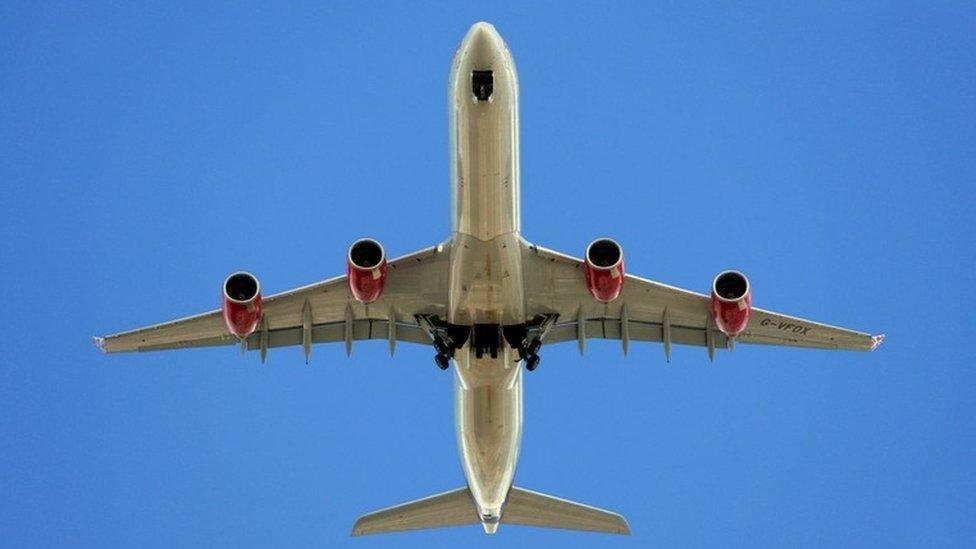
[522,243,883,358]
[95,244,451,359]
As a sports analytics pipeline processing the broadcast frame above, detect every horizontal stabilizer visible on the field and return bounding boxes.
[352,485,629,536]
[503,486,630,535]
[351,487,478,536]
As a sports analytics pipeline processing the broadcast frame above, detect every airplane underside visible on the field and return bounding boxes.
[94,21,882,538]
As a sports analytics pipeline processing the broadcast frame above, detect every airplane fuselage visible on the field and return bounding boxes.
[92,18,884,538]
[447,23,524,527]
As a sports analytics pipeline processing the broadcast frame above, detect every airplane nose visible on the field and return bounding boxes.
[452,22,515,103]
[461,21,506,58]
[467,21,497,41]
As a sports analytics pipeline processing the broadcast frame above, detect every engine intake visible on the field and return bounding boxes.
[348,238,388,303]
[711,270,752,337]
[584,238,625,303]
[222,271,263,338]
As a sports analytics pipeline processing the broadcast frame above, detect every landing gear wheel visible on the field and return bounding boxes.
[434,339,451,356]
[525,354,540,372]
[434,354,450,370]
[526,339,542,356]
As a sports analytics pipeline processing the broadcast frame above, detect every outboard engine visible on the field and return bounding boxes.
[584,238,625,303]
[222,271,262,338]
[347,238,388,303]
[710,270,752,337]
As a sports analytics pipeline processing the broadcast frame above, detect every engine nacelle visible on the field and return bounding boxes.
[711,270,752,337]
[584,238,625,303]
[347,238,387,303]
[222,271,263,338]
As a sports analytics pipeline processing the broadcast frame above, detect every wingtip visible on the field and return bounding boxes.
[618,514,632,535]
[92,336,107,353]
[350,514,373,536]
[870,334,885,351]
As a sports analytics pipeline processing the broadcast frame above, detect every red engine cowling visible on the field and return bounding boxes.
[222,271,263,338]
[584,238,625,303]
[348,238,387,303]
[711,270,752,337]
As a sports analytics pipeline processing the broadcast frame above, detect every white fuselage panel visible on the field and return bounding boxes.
[447,23,524,522]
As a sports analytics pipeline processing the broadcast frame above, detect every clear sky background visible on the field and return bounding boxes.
[2,2,974,547]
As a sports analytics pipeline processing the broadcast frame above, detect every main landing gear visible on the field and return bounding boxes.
[519,338,543,371]
[505,324,544,372]
[417,315,470,372]
[431,329,463,371]
[417,314,557,373]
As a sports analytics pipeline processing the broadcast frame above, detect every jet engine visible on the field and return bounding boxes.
[222,271,263,338]
[710,270,752,337]
[584,238,625,303]
[348,238,388,303]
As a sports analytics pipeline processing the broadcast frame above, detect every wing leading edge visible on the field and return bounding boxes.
[522,242,882,356]
[96,239,882,358]
[95,244,450,355]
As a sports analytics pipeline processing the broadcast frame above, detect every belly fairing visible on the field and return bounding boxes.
[447,233,525,326]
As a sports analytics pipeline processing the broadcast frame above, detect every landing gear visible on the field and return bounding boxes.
[416,315,470,372]
[417,315,558,373]
[433,336,452,370]
[502,315,557,373]
[472,323,503,360]
[434,338,451,357]
[518,337,542,372]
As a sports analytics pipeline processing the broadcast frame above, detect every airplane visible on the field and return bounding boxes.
[94,22,884,536]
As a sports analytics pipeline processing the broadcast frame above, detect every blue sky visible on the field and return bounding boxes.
[2,2,974,547]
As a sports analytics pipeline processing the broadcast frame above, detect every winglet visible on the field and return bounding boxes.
[92,336,107,353]
[870,334,885,351]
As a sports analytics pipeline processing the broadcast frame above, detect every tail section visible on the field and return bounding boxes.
[503,486,630,535]
[351,485,629,536]
[351,487,478,536]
